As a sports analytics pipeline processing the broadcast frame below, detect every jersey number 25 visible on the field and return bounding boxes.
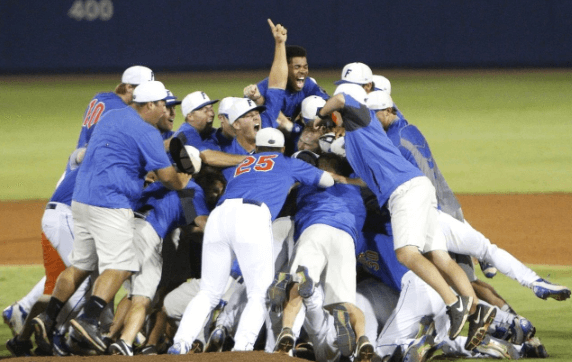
[234,155,278,177]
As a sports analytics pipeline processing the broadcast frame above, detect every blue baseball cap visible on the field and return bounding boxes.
[165,89,182,107]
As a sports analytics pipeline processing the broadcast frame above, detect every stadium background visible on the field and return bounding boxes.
[1,0,571,360]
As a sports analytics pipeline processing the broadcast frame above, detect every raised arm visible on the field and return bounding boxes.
[267,18,288,90]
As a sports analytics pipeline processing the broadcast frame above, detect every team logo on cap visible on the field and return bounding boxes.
[344,69,352,78]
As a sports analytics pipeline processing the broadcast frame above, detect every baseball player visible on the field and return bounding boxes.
[366,89,571,302]
[272,152,372,361]
[167,95,345,357]
[172,91,248,167]
[3,65,154,342]
[107,150,209,356]
[213,96,239,148]
[32,81,191,354]
[314,83,495,352]
[158,90,181,140]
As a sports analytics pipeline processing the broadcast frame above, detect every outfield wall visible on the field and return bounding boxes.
[1,0,571,73]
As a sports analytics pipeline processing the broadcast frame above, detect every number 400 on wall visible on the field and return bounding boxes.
[68,0,113,21]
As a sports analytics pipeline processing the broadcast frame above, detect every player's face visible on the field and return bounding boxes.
[189,104,215,134]
[288,57,309,92]
[297,130,320,153]
[218,114,236,138]
[375,109,392,130]
[234,110,261,142]
[157,105,176,133]
[149,100,167,127]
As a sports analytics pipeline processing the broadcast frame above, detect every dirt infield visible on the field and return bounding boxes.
[1,194,571,266]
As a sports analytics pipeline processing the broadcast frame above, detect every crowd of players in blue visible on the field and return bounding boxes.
[3,19,570,362]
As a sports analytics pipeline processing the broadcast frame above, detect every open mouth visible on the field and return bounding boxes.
[254,123,261,132]
[296,77,305,89]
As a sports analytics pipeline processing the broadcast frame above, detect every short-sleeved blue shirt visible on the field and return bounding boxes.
[341,95,423,206]
[73,106,173,209]
[219,152,325,220]
[77,92,128,148]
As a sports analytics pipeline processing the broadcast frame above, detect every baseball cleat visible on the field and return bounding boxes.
[403,335,436,362]
[475,335,519,359]
[267,272,292,313]
[296,265,315,298]
[274,327,295,354]
[293,342,315,360]
[414,315,435,339]
[190,340,204,353]
[70,316,107,353]
[333,305,356,357]
[355,335,375,362]
[509,315,536,345]
[204,326,227,353]
[520,337,549,358]
[167,341,191,355]
[136,344,158,355]
[109,339,134,356]
[465,304,496,351]
[6,336,33,357]
[3,303,28,337]
[446,295,472,340]
[532,278,571,301]
[478,261,497,278]
[31,312,55,353]
[52,332,71,356]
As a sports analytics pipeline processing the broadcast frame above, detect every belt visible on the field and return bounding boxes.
[134,212,147,220]
[46,202,58,210]
[242,199,263,207]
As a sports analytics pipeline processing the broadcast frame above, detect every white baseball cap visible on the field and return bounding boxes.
[181,91,219,117]
[132,81,169,103]
[319,132,336,153]
[218,97,241,117]
[183,145,202,175]
[301,96,327,124]
[366,90,394,111]
[334,83,368,105]
[373,75,392,94]
[255,127,284,147]
[334,62,373,85]
[122,65,154,85]
[228,98,266,125]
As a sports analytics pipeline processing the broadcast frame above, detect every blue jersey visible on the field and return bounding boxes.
[221,139,255,181]
[257,77,329,119]
[50,166,79,206]
[294,183,366,243]
[341,95,423,206]
[219,152,325,220]
[161,130,174,141]
[73,106,172,210]
[385,116,464,221]
[213,128,234,149]
[77,92,128,148]
[173,123,221,152]
[355,232,409,292]
[260,88,286,128]
[136,180,210,240]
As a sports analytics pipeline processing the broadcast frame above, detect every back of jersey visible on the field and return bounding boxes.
[76,92,127,148]
[220,152,324,220]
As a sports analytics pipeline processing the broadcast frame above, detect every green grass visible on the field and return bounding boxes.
[2,69,572,200]
[1,264,571,359]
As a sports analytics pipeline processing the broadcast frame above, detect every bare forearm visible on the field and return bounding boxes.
[201,150,247,167]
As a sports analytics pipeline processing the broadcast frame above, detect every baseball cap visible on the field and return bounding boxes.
[181,91,219,117]
[301,96,327,124]
[319,132,336,153]
[334,62,373,85]
[228,98,266,125]
[330,136,346,157]
[218,97,241,117]
[373,75,392,94]
[255,128,284,148]
[334,83,368,105]
[292,150,319,167]
[165,89,182,107]
[132,81,169,103]
[366,90,394,111]
[122,65,154,85]
[169,137,202,175]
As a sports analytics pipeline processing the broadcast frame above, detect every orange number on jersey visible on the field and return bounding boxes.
[234,155,278,177]
[82,100,106,129]
[253,155,278,172]
[234,156,256,177]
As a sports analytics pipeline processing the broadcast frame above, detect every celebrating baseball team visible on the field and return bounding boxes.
[4,19,571,362]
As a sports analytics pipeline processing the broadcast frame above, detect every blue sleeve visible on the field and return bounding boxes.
[289,158,325,187]
[257,78,270,98]
[261,88,286,128]
[139,129,173,172]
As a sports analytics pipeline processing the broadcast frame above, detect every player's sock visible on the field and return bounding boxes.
[82,296,107,321]
[45,297,65,321]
